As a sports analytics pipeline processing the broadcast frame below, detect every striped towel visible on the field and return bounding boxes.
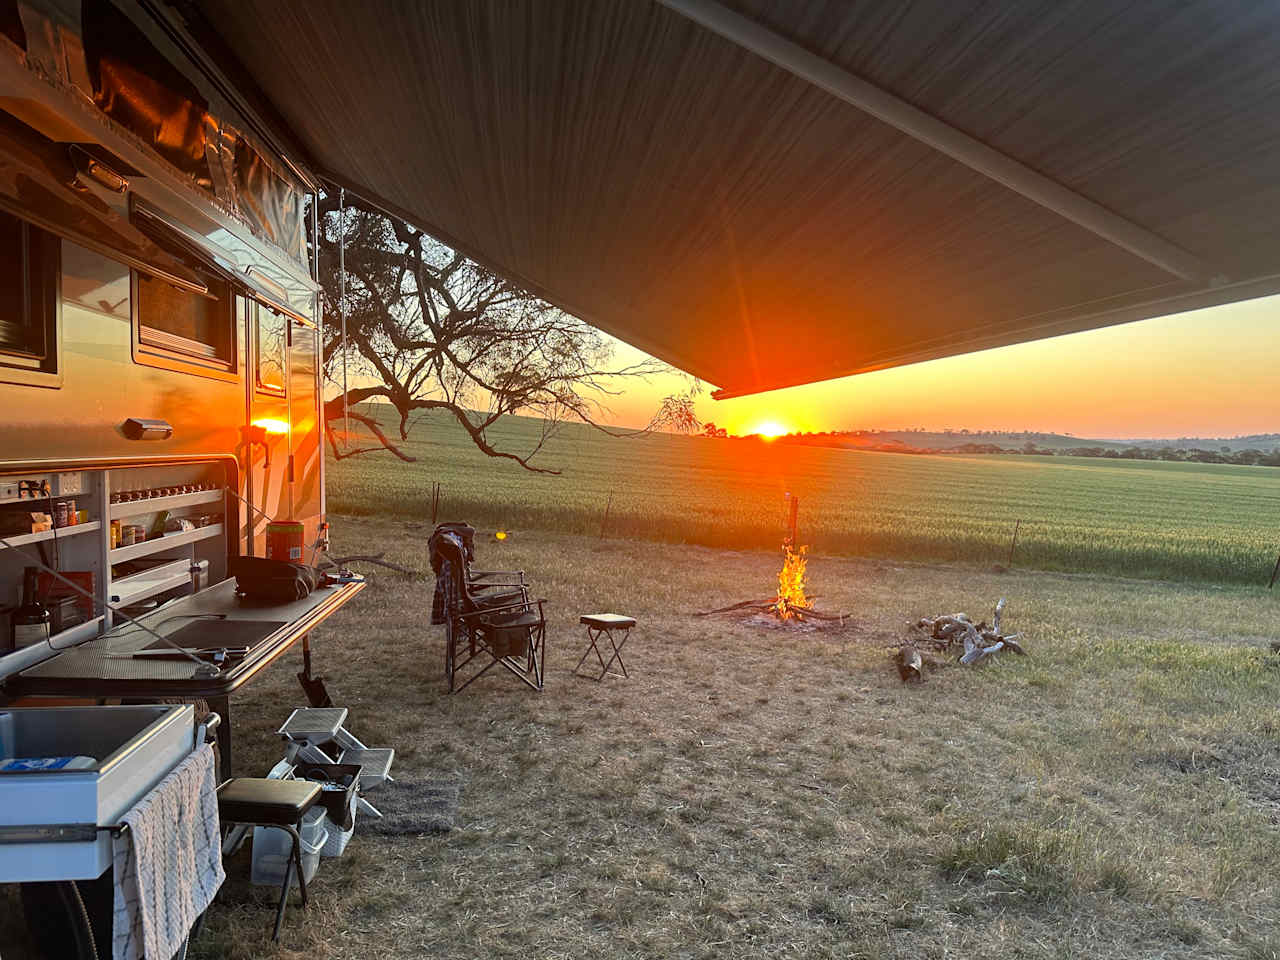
[112,743,225,960]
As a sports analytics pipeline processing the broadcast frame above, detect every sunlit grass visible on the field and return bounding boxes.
[328,407,1278,584]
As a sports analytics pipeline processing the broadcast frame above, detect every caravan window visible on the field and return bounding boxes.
[254,301,287,394]
[135,268,234,368]
[0,210,59,377]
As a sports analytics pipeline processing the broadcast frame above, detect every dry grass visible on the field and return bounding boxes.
[8,515,1280,957]
[181,517,1280,959]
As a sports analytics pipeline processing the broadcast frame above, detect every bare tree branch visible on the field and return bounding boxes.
[324,407,417,462]
[311,194,699,470]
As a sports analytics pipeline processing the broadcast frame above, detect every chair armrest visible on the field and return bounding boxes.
[469,590,526,607]
[457,598,548,621]
[457,601,530,620]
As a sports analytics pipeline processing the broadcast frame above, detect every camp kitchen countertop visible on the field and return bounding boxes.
[5,578,364,775]
[10,578,362,696]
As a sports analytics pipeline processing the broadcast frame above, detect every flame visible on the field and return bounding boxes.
[774,544,812,619]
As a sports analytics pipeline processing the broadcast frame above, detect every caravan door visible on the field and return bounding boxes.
[244,297,292,555]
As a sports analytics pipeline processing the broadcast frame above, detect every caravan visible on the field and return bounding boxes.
[0,0,363,938]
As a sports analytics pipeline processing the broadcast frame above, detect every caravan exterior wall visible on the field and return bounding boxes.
[3,240,244,466]
[0,0,327,659]
[0,236,323,553]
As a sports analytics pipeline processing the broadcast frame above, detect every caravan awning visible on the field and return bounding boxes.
[190,0,1280,397]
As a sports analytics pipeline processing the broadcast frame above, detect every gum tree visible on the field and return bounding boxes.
[311,195,698,473]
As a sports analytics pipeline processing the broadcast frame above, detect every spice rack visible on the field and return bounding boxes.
[104,466,228,625]
[0,521,102,552]
[110,488,223,520]
[109,559,194,607]
[1,470,104,656]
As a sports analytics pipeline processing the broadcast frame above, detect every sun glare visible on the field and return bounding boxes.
[754,421,789,439]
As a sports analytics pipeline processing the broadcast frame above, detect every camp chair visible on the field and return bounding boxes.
[433,530,546,693]
[428,522,528,624]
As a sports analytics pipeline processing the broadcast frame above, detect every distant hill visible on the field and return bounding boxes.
[757,429,1280,455]
[1121,434,1280,453]
[827,430,1129,452]
[704,427,1280,465]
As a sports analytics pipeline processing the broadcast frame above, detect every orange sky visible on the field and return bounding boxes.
[603,294,1280,439]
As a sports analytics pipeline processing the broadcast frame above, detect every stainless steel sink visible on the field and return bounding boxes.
[0,705,195,881]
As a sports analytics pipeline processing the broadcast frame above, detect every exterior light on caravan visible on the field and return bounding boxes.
[121,417,173,440]
[69,145,129,193]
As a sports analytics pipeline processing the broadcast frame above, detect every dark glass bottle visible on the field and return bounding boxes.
[11,567,50,649]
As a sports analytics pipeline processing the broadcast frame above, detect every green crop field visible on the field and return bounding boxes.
[327,407,1280,585]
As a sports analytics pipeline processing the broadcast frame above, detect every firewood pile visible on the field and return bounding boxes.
[896,598,1025,682]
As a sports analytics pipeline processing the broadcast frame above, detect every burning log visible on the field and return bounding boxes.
[909,597,1025,666]
[694,599,852,623]
[694,543,853,624]
[774,545,810,619]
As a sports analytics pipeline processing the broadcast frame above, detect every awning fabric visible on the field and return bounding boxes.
[191,0,1280,396]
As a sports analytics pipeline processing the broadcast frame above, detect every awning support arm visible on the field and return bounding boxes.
[339,187,349,444]
[656,0,1220,285]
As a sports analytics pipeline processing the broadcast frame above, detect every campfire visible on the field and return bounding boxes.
[696,495,852,626]
[697,543,851,626]
[773,545,811,619]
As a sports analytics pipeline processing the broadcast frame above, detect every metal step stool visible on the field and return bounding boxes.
[278,707,348,744]
[337,748,394,788]
[276,707,395,817]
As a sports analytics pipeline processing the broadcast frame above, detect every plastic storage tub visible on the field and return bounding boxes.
[319,788,357,857]
[250,807,327,887]
[291,761,361,824]
[290,760,361,858]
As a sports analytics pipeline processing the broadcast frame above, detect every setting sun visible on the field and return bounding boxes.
[753,421,789,439]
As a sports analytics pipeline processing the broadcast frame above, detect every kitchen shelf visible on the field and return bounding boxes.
[0,521,101,551]
[109,560,192,606]
[109,489,223,521]
[108,524,223,564]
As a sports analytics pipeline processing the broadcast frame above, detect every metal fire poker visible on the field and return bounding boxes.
[784,492,799,549]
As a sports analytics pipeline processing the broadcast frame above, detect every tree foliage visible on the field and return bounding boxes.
[311,194,698,473]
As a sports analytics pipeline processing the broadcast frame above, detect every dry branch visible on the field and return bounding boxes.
[896,644,924,683]
[907,597,1026,670]
[694,598,853,623]
[327,553,420,575]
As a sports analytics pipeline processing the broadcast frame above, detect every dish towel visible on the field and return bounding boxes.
[112,742,225,960]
